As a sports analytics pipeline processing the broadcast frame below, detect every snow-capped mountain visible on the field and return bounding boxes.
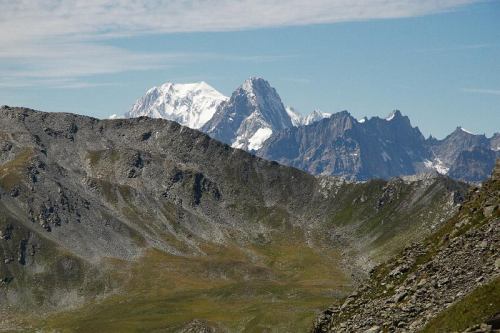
[125,81,228,129]
[127,78,329,150]
[285,107,330,126]
[202,77,293,151]
[124,78,498,182]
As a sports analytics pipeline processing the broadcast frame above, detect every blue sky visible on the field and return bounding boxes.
[0,0,499,138]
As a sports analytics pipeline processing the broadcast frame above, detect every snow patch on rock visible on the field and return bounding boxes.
[459,127,474,135]
[247,127,273,151]
[424,158,450,175]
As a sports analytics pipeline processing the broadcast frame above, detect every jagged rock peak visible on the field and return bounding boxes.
[202,77,292,151]
[327,110,357,128]
[334,110,353,118]
[385,109,403,121]
[451,126,478,136]
[236,77,287,112]
[241,76,270,92]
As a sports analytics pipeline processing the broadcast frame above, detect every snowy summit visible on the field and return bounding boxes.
[126,81,228,129]
[203,77,293,151]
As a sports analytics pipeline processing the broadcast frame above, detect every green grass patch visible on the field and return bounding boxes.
[421,277,500,333]
[86,149,121,168]
[0,147,34,190]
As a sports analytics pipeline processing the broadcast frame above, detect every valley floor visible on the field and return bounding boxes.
[13,236,351,332]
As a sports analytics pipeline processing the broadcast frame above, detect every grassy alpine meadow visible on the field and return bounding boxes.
[37,232,351,332]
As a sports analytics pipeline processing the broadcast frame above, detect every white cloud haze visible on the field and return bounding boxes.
[0,0,479,87]
[462,88,500,96]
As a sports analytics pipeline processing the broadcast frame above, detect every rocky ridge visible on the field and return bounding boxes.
[313,160,500,333]
[258,110,429,180]
[259,110,499,182]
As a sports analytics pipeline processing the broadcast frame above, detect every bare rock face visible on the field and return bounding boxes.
[259,111,499,182]
[258,110,429,180]
[431,128,498,182]
[448,147,497,182]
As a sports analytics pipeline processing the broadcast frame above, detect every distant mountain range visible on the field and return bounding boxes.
[259,111,500,182]
[126,78,499,182]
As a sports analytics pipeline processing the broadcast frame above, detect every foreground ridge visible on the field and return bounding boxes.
[0,106,470,331]
[313,160,500,333]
